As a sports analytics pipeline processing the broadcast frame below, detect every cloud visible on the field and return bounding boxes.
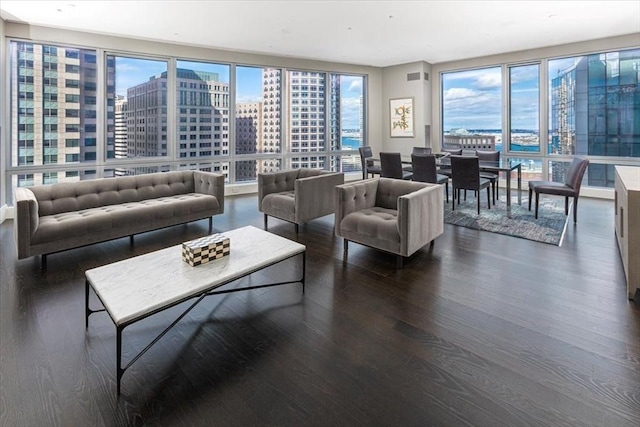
[475,72,501,90]
[347,79,362,92]
[444,87,479,100]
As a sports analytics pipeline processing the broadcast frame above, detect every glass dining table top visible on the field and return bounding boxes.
[437,156,522,172]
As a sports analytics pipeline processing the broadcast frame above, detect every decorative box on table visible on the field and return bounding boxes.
[182,233,230,266]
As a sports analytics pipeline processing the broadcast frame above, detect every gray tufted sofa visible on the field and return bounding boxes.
[258,168,344,233]
[335,177,444,268]
[14,170,225,267]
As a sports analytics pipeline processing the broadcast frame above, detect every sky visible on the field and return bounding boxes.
[114,57,363,130]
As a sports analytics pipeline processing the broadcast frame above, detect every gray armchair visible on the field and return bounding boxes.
[334,177,444,268]
[258,168,345,233]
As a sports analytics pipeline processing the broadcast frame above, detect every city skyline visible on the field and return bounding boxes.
[114,57,364,130]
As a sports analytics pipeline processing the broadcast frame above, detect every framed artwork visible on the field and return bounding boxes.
[389,97,415,138]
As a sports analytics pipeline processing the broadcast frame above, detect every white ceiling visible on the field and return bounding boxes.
[1,1,639,67]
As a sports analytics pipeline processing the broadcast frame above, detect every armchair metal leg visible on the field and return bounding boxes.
[445,183,449,203]
[528,188,533,210]
[535,192,540,219]
[573,197,578,223]
[565,196,569,216]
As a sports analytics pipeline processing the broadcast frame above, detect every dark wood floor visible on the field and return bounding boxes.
[1,194,638,427]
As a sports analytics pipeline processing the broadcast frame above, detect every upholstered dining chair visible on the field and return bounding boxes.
[437,148,463,179]
[450,155,492,214]
[413,146,432,155]
[380,152,413,180]
[528,156,589,223]
[475,150,500,205]
[411,153,449,203]
[403,147,432,172]
[359,146,382,179]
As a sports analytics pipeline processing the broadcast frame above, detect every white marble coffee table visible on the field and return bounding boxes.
[85,225,305,394]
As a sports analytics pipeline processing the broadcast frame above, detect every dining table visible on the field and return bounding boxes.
[438,156,523,207]
[369,154,523,207]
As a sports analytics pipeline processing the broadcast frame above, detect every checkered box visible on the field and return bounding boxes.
[182,234,230,266]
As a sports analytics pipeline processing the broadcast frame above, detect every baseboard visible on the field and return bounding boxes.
[0,204,9,224]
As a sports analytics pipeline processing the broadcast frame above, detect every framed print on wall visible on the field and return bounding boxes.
[389,97,415,138]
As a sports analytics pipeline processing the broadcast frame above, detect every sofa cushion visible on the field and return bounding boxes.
[31,193,219,245]
[261,191,296,223]
[339,207,400,254]
[31,171,197,217]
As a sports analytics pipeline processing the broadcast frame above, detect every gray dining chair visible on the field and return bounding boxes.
[528,157,589,223]
[450,155,491,214]
[476,150,500,205]
[359,146,382,179]
[411,153,449,203]
[380,152,413,180]
[404,147,432,172]
[437,148,462,179]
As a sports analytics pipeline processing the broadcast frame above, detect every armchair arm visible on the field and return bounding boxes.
[14,187,40,259]
[397,183,444,257]
[194,171,225,214]
[294,172,344,223]
[334,178,379,237]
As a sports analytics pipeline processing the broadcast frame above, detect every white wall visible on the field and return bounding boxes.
[380,61,431,157]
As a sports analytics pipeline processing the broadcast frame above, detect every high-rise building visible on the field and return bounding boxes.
[114,95,127,159]
[550,52,640,186]
[287,71,327,169]
[9,41,98,185]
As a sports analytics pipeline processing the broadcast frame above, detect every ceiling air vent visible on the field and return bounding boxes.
[407,72,421,81]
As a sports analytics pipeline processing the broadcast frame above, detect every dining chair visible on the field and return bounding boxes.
[450,155,491,214]
[437,148,462,179]
[475,150,500,205]
[528,156,589,223]
[380,152,413,180]
[411,153,449,203]
[412,146,432,155]
[359,146,382,179]
[403,147,433,172]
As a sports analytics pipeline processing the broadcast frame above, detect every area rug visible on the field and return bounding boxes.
[443,195,570,246]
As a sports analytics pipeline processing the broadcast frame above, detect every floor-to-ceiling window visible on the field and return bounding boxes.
[548,49,640,187]
[441,47,640,189]
[9,41,99,188]
[330,74,365,174]
[5,39,367,202]
[441,66,502,152]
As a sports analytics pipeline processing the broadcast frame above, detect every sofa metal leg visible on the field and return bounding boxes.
[130,235,134,246]
[396,255,403,269]
[208,217,213,234]
[264,214,268,230]
[343,239,348,253]
[295,223,299,234]
[41,254,47,270]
